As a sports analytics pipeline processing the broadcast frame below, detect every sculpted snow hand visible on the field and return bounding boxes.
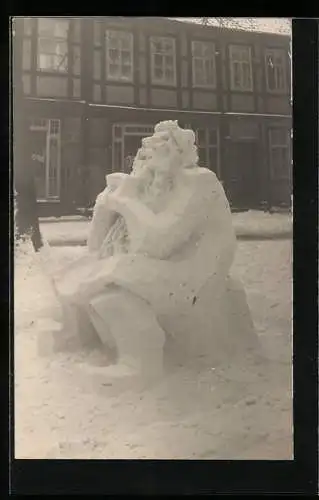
[54,120,259,384]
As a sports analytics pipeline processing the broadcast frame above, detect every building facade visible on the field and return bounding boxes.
[13,16,292,216]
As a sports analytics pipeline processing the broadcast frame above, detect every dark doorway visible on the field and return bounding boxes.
[224,141,260,209]
[123,135,144,174]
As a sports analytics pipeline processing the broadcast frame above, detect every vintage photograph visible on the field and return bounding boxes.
[13,17,293,460]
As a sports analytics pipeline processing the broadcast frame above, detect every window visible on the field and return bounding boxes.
[192,41,216,88]
[229,45,253,91]
[37,18,69,72]
[265,48,287,92]
[195,128,220,176]
[150,36,176,86]
[269,128,291,180]
[23,17,33,36]
[105,30,134,82]
[30,118,61,200]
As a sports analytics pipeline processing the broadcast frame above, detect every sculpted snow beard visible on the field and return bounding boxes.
[98,154,175,258]
[98,122,199,259]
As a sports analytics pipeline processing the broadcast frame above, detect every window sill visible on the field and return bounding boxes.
[37,69,68,75]
[105,78,134,85]
[269,176,291,182]
[37,198,60,203]
[266,89,289,96]
[192,84,217,90]
[150,80,177,88]
[229,87,254,93]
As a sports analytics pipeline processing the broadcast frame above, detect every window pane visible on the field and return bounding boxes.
[93,84,101,102]
[192,41,203,57]
[38,39,68,71]
[194,58,202,72]
[122,65,131,78]
[266,49,286,91]
[271,148,288,177]
[38,38,55,53]
[165,56,174,69]
[109,48,120,63]
[93,50,101,80]
[38,18,68,39]
[242,63,252,89]
[154,54,163,66]
[198,147,206,168]
[73,19,81,43]
[22,39,31,70]
[108,63,120,77]
[73,78,81,97]
[151,37,175,84]
[233,62,241,87]
[154,67,163,79]
[196,129,206,146]
[274,53,284,64]
[121,35,131,50]
[24,18,33,36]
[238,47,250,62]
[270,128,287,145]
[106,30,133,81]
[208,129,217,145]
[165,68,173,81]
[72,45,81,75]
[152,40,162,53]
[276,67,285,89]
[48,138,59,197]
[208,147,218,173]
[267,65,276,90]
[204,59,214,84]
[22,74,31,94]
[94,22,101,46]
[122,51,132,65]
[164,40,173,53]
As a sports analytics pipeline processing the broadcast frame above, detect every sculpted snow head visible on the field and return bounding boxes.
[131,121,199,182]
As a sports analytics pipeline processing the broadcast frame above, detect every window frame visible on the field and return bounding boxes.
[150,35,177,87]
[195,127,220,178]
[229,44,253,92]
[37,18,70,74]
[265,47,288,94]
[191,40,217,89]
[105,29,134,83]
[269,127,291,181]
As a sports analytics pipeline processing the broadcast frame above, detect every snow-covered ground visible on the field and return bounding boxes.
[39,210,292,245]
[14,238,292,459]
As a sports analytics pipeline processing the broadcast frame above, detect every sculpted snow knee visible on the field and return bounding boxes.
[54,120,258,383]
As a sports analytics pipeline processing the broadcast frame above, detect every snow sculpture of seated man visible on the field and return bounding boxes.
[55,120,258,382]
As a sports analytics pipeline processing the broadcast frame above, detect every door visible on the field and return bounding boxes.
[225,141,259,209]
[29,118,61,201]
[112,124,154,174]
[30,129,47,199]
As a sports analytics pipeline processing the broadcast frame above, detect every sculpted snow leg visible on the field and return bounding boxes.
[87,287,166,380]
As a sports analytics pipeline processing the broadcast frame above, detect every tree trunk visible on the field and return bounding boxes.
[13,18,43,252]
[15,166,43,252]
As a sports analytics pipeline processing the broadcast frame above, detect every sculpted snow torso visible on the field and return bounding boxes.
[54,121,259,381]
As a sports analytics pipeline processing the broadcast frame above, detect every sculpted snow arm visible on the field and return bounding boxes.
[108,171,234,261]
[87,173,129,252]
